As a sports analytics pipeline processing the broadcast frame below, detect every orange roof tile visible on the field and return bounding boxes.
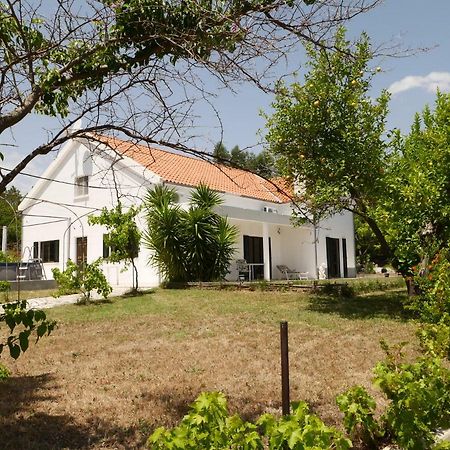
[93,135,291,204]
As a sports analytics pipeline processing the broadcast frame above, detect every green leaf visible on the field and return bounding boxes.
[9,344,20,359]
[19,331,30,352]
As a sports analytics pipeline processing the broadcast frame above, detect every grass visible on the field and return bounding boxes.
[0,288,417,449]
[1,288,58,303]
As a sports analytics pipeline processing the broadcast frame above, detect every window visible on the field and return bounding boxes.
[102,234,113,258]
[75,176,89,197]
[36,240,60,262]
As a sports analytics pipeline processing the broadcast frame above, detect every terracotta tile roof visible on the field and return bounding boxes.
[93,135,291,204]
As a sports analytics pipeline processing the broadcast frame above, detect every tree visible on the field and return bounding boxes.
[213,142,231,162]
[0,187,22,253]
[247,149,278,179]
[378,92,450,275]
[88,204,141,291]
[212,142,278,178]
[144,184,238,283]
[0,0,383,194]
[265,29,450,293]
[265,29,392,258]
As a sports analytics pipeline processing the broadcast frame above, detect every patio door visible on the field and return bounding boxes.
[244,235,264,280]
[326,237,340,278]
[342,238,348,278]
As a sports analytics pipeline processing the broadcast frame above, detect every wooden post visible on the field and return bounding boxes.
[280,321,290,416]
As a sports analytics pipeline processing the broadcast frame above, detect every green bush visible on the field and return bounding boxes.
[338,340,450,450]
[417,317,450,359]
[321,282,355,298]
[0,251,14,263]
[52,259,112,304]
[149,392,263,449]
[144,184,237,283]
[375,350,450,449]
[336,385,381,447]
[407,246,450,323]
[0,362,10,380]
[149,392,351,450]
[0,280,11,302]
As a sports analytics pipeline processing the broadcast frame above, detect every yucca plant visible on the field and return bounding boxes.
[144,184,237,283]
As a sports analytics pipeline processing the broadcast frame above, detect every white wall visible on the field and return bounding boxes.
[20,138,357,287]
[316,212,356,278]
[20,140,161,287]
[227,219,315,280]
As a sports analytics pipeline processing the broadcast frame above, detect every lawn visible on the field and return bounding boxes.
[0,287,416,449]
[2,288,58,302]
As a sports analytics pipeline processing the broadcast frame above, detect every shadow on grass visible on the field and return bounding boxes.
[0,374,141,449]
[307,290,411,321]
[121,288,156,298]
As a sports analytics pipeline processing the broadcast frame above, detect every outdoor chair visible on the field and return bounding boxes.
[277,265,309,281]
[236,259,250,282]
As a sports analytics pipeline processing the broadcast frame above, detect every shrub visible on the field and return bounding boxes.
[338,340,450,450]
[149,392,351,450]
[336,386,381,447]
[52,259,112,304]
[144,184,237,283]
[320,282,355,298]
[0,362,10,380]
[0,251,14,263]
[258,401,351,449]
[407,246,450,323]
[417,317,450,359]
[0,280,11,302]
[148,392,263,449]
[374,350,450,449]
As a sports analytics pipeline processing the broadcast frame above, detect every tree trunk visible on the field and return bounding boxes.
[131,259,138,292]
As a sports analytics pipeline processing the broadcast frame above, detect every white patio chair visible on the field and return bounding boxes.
[277,265,309,280]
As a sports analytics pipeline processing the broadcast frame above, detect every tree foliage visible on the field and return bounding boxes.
[264,29,450,283]
[88,204,141,290]
[213,142,277,178]
[378,92,450,274]
[265,29,389,225]
[0,187,22,252]
[144,184,237,283]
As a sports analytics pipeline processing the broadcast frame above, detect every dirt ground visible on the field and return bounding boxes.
[0,289,415,449]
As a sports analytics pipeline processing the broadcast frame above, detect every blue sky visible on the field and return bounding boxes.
[2,0,450,192]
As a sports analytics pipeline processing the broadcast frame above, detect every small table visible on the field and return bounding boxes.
[247,263,264,281]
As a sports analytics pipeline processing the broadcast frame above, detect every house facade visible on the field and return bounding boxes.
[18,136,356,287]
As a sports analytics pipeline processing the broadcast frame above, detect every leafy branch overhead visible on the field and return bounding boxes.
[0,0,383,193]
[0,300,56,359]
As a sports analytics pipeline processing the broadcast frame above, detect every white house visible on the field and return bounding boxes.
[18,135,356,287]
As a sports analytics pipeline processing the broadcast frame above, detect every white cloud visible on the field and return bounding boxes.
[388,72,450,96]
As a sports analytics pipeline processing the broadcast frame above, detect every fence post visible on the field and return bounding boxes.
[280,321,290,416]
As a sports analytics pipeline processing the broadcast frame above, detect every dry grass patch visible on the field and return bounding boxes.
[0,288,416,449]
